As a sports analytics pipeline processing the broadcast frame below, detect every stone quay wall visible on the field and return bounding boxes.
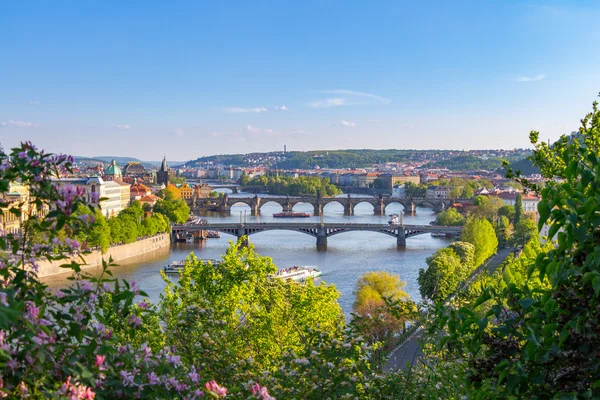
[36,233,170,278]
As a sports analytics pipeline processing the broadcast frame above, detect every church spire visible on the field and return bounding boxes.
[160,156,168,172]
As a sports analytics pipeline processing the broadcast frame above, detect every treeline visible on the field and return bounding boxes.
[70,201,171,253]
[241,175,342,196]
[425,154,525,171]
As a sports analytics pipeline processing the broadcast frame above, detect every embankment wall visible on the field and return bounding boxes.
[36,233,170,278]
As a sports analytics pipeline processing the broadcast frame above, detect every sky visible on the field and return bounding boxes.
[1,1,599,161]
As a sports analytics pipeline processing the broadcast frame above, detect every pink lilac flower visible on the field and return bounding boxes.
[102,283,113,293]
[138,299,150,310]
[147,372,159,385]
[0,293,7,307]
[95,355,105,368]
[205,381,227,397]
[80,280,93,292]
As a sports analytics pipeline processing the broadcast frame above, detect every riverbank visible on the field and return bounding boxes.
[36,233,171,278]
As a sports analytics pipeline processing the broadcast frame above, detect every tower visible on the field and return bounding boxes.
[157,156,169,185]
[284,144,287,154]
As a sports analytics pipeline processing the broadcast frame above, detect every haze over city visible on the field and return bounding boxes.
[1,1,599,160]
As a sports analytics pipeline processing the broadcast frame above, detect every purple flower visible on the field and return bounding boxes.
[128,314,142,328]
[120,370,135,387]
[147,372,159,385]
[205,381,227,397]
[166,354,181,367]
[0,292,7,307]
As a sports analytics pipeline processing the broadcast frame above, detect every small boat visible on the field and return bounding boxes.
[185,235,194,243]
[163,259,221,275]
[431,232,447,238]
[175,233,187,243]
[388,214,400,225]
[206,231,220,238]
[163,261,186,274]
[272,266,322,282]
[273,211,310,218]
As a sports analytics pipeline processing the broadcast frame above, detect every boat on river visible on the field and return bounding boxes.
[388,214,400,225]
[272,266,322,282]
[163,259,221,275]
[273,211,310,218]
[206,231,220,238]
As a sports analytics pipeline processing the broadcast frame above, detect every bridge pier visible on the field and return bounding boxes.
[282,202,292,212]
[316,227,327,250]
[402,202,415,215]
[344,203,354,216]
[313,203,322,216]
[374,203,385,216]
[397,228,406,247]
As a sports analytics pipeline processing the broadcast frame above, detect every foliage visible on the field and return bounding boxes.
[0,143,232,399]
[153,188,190,223]
[461,217,498,266]
[243,175,341,196]
[440,98,600,398]
[159,241,346,387]
[434,208,464,226]
[425,155,521,171]
[495,215,512,247]
[497,205,516,223]
[512,218,537,247]
[418,242,476,302]
[514,192,523,225]
[471,195,505,222]
[403,182,427,197]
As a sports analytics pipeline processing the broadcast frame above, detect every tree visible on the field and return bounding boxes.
[461,217,498,266]
[512,218,537,246]
[153,197,190,224]
[164,183,181,200]
[159,239,346,385]
[353,271,409,310]
[418,247,462,302]
[353,271,413,345]
[471,195,504,222]
[435,208,465,226]
[498,204,516,223]
[461,186,475,199]
[440,98,600,397]
[514,192,523,225]
[450,186,463,199]
[495,215,512,247]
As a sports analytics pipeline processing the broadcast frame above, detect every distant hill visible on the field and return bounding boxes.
[94,156,142,164]
[508,157,539,176]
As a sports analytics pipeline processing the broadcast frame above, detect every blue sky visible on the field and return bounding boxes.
[1,1,599,160]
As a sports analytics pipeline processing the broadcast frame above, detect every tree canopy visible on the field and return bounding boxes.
[461,217,498,266]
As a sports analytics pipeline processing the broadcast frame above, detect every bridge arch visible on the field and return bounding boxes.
[291,201,315,213]
[322,200,345,213]
[258,200,284,213]
[384,201,406,212]
[229,201,253,209]
[352,200,375,213]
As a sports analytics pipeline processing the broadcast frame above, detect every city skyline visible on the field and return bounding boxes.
[1,1,599,160]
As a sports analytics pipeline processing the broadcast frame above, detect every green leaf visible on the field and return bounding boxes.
[519,298,535,311]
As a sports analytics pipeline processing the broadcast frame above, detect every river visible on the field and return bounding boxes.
[43,194,452,314]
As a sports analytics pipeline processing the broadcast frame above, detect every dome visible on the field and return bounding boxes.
[105,159,122,177]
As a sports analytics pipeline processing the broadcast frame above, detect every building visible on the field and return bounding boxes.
[378,174,420,190]
[354,173,378,188]
[52,177,123,218]
[194,183,212,198]
[157,157,169,185]
[178,183,193,199]
[392,184,407,198]
[497,192,541,213]
[114,180,131,210]
[103,181,124,217]
[103,159,123,181]
[139,193,160,208]
[130,179,152,202]
[426,185,451,199]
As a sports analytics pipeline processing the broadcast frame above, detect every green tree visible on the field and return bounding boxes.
[418,247,462,302]
[435,208,465,226]
[353,271,409,310]
[512,218,537,246]
[440,98,600,398]
[450,186,463,198]
[498,204,516,223]
[461,217,498,266]
[472,195,504,222]
[159,239,346,385]
[153,197,190,224]
[461,185,475,199]
[495,215,512,247]
[514,192,523,225]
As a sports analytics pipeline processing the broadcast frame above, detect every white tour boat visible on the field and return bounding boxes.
[163,259,221,275]
[388,214,400,225]
[273,266,322,282]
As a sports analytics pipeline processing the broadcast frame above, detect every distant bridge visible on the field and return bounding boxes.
[187,194,461,216]
[172,222,462,249]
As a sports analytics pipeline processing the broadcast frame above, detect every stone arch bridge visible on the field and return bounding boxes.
[172,222,462,249]
[187,194,458,216]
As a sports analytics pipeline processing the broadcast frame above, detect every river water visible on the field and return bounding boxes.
[43,194,452,314]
